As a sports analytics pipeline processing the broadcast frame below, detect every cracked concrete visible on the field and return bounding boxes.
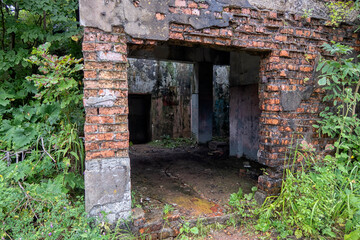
[85,158,131,223]
[80,0,333,39]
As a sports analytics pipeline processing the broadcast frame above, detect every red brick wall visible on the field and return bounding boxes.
[83,27,129,161]
[83,4,359,193]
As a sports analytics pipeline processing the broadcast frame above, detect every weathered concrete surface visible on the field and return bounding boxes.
[85,158,131,224]
[229,52,260,160]
[80,0,335,38]
[229,84,260,160]
[128,58,193,140]
[280,86,313,111]
[128,58,230,142]
[213,66,229,137]
[230,52,260,87]
[198,62,214,144]
[128,58,158,94]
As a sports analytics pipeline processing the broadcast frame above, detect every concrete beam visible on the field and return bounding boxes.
[128,45,230,65]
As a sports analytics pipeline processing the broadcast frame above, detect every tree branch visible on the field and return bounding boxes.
[18,181,39,220]
[41,137,56,163]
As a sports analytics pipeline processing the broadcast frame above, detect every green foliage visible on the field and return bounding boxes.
[316,42,360,162]
[26,42,83,110]
[0,42,90,238]
[178,221,200,240]
[0,153,115,239]
[301,8,313,19]
[163,204,175,218]
[0,43,84,161]
[255,144,360,239]
[327,1,358,27]
[228,187,258,219]
[0,0,81,79]
[0,0,83,152]
[150,136,197,149]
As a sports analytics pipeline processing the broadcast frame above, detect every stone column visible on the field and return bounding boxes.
[82,26,131,223]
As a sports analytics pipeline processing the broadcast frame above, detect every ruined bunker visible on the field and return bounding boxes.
[80,0,359,223]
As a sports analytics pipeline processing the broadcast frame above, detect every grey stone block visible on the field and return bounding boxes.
[85,158,131,224]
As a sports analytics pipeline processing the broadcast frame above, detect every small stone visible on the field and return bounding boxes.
[132,207,145,220]
[243,161,251,168]
[254,190,267,205]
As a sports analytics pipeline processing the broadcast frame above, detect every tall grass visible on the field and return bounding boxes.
[255,141,360,239]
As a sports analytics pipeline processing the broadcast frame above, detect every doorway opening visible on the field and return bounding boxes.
[127,44,264,225]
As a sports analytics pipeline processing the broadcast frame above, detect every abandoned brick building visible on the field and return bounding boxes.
[80,0,359,222]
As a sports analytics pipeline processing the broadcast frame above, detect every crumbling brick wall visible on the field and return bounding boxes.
[81,0,359,222]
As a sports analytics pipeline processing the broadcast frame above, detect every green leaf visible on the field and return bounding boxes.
[344,229,360,240]
[190,227,199,235]
[318,77,327,86]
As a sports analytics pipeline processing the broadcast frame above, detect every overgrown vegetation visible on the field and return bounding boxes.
[0,1,113,238]
[234,42,360,240]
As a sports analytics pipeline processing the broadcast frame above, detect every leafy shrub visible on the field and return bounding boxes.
[0,43,99,239]
[0,156,111,240]
[228,187,258,220]
[178,221,200,240]
[0,43,83,151]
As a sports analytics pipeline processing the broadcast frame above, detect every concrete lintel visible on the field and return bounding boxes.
[85,157,131,224]
[128,45,230,65]
[80,0,340,41]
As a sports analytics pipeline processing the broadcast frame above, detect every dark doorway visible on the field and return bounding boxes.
[129,94,152,144]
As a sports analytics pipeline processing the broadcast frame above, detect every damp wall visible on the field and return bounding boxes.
[229,52,261,160]
[128,59,230,141]
[128,58,192,140]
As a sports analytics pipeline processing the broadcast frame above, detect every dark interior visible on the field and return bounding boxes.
[128,94,152,144]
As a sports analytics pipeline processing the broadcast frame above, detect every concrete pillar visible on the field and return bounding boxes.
[191,63,199,141]
[198,62,213,144]
[83,27,131,224]
[229,52,260,160]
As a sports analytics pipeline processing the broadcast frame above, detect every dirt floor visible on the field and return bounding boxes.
[129,143,268,239]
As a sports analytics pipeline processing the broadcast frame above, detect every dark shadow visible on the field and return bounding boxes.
[129,94,152,144]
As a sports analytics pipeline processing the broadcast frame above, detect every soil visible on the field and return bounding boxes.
[129,143,270,239]
[130,144,258,218]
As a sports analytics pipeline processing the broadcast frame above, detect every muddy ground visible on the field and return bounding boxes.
[130,143,259,218]
[129,143,271,239]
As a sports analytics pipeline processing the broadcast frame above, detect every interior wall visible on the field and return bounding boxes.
[128,58,192,140]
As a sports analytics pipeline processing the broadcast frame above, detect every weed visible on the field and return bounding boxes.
[301,8,313,19]
[131,190,137,208]
[150,136,197,148]
[163,204,175,220]
[228,186,258,219]
[178,221,200,240]
[255,143,359,239]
